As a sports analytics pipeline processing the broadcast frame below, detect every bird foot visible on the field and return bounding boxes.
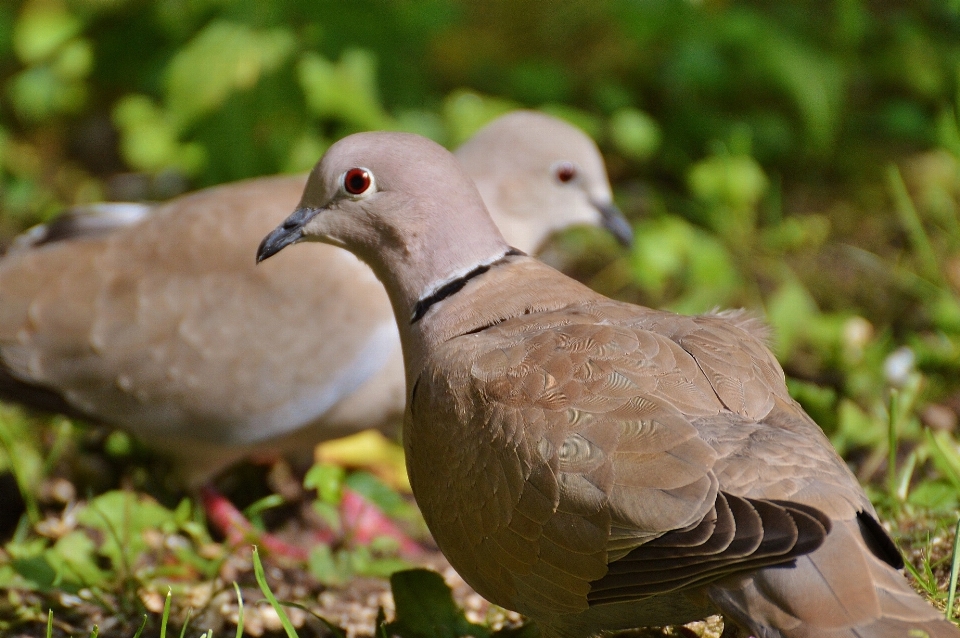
[199,484,311,561]
[338,489,424,556]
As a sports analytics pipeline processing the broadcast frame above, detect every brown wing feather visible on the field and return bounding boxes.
[588,495,829,604]
[409,309,836,619]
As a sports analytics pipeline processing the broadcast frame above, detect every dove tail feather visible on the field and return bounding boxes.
[708,517,960,637]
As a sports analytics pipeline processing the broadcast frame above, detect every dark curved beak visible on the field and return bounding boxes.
[256,207,320,263]
[594,200,633,248]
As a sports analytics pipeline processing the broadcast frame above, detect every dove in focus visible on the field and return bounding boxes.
[258,131,959,638]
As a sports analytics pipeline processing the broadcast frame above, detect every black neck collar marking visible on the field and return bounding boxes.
[410,248,524,324]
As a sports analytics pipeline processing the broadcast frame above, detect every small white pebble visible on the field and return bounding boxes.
[140,589,165,614]
[241,609,265,637]
[260,605,283,632]
[164,534,191,551]
[184,582,214,608]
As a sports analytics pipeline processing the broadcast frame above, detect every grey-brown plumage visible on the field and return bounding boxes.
[258,131,959,638]
[0,111,628,486]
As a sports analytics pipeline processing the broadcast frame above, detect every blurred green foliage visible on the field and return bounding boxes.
[0,1,951,209]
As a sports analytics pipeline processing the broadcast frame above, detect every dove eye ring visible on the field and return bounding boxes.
[340,167,375,198]
[552,161,578,184]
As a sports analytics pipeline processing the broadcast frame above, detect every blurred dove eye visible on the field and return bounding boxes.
[553,161,578,184]
[341,167,375,197]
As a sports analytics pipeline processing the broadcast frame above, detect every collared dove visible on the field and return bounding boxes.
[258,131,959,638]
[0,111,629,489]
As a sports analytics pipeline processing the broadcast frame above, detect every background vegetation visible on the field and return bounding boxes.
[2,0,960,636]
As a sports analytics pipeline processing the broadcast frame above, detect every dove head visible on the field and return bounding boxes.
[456,111,632,249]
[258,131,513,323]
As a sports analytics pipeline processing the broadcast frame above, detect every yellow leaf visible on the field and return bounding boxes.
[315,430,409,492]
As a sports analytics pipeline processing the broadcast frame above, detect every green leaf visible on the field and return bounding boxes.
[688,152,769,213]
[243,494,286,527]
[927,430,960,493]
[104,430,132,457]
[165,21,296,127]
[308,544,347,586]
[78,490,177,533]
[385,569,490,638]
[442,90,517,146]
[833,398,883,454]
[7,65,86,120]
[0,406,44,522]
[765,277,819,359]
[11,554,59,591]
[304,462,345,504]
[788,378,838,434]
[538,104,602,141]
[112,94,206,174]
[609,107,661,161]
[907,481,959,512]
[47,531,109,588]
[345,471,409,518]
[347,545,409,579]
[394,109,446,141]
[627,216,741,312]
[297,49,392,130]
[13,4,82,64]
[674,231,742,313]
[52,38,93,81]
[628,216,692,296]
[76,490,178,567]
[284,132,329,173]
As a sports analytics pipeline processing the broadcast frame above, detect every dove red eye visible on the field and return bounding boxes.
[342,167,373,195]
[554,161,577,183]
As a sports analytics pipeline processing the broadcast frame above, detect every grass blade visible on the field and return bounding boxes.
[252,546,300,638]
[886,164,942,283]
[926,430,960,492]
[897,449,918,502]
[947,517,960,622]
[179,608,192,638]
[160,587,172,638]
[269,599,347,638]
[888,390,899,501]
[131,614,148,638]
[234,582,245,638]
